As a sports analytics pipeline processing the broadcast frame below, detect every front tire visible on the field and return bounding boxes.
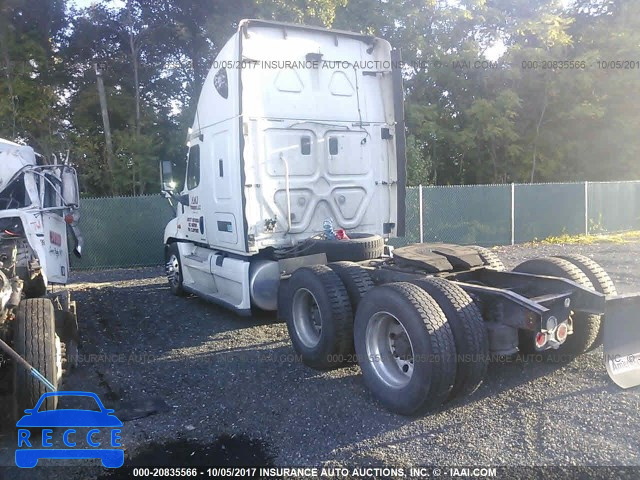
[14,298,60,415]
[165,243,186,296]
[354,282,456,415]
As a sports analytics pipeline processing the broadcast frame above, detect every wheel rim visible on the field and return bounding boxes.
[292,288,322,348]
[167,254,180,288]
[365,311,414,388]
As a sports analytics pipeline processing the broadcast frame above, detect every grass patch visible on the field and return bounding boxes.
[540,230,640,245]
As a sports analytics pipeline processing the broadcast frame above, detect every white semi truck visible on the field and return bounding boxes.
[0,138,82,417]
[162,19,640,415]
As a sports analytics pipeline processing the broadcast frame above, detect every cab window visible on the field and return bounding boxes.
[0,174,31,210]
[186,145,200,190]
[43,174,61,209]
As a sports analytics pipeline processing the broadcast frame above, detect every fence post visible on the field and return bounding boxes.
[419,184,424,243]
[511,183,515,245]
[584,181,589,235]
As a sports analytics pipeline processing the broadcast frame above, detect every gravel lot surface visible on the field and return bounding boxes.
[1,241,639,478]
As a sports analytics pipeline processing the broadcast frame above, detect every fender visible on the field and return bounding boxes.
[163,217,179,245]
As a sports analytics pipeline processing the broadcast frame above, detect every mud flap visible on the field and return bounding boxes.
[604,293,640,389]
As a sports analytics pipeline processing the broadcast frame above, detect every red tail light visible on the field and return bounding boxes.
[556,323,568,342]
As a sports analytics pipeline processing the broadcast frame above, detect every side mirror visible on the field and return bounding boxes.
[61,166,80,207]
[160,160,175,192]
[177,194,190,206]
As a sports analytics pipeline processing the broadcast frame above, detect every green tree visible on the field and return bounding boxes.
[0,0,67,156]
[3,0,639,196]
[257,0,348,26]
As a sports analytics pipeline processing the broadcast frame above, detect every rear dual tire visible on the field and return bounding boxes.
[469,245,505,271]
[513,257,601,355]
[284,265,353,369]
[354,283,458,415]
[555,254,616,349]
[327,261,374,311]
[410,278,488,400]
[286,265,488,414]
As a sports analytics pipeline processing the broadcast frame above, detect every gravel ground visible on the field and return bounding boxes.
[1,241,639,477]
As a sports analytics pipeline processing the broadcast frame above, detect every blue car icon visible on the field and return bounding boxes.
[15,391,124,468]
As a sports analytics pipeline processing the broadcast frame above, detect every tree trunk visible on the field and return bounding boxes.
[127,0,141,197]
[127,0,141,138]
[131,39,141,138]
[490,139,499,183]
[95,63,115,195]
[530,85,548,183]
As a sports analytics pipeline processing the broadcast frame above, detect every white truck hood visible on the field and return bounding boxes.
[0,138,37,194]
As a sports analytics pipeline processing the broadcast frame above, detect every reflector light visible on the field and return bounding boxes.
[557,323,568,342]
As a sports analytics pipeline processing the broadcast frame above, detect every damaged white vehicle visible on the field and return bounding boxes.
[0,138,83,416]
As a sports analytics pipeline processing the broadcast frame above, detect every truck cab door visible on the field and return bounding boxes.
[181,143,208,244]
[40,173,69,284]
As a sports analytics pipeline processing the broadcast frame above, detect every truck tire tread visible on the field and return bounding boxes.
[327,261,374,311]
[469,245,505,271]
[14,298,59,415]
[411,277,488,400]
[285,265,353,369]
[555,253,616,349]
[354,282,456,415]
[513,257,601,355]
[305,233,384,262]
[165,243,186,296]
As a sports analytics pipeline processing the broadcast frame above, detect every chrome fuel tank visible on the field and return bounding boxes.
[249,260,280,311]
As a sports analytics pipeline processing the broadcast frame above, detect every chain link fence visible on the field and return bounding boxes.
[70,195,175,271]
[514,183,586,243]
[71,181,640,270]
[588,181,640,233]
